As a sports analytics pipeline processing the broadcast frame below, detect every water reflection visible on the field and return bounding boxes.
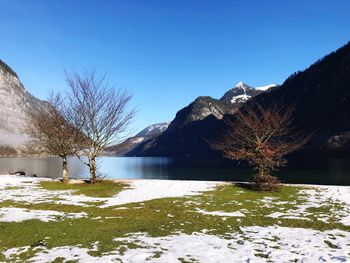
[0,156,349,185]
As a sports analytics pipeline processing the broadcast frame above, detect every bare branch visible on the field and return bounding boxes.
[65,70,136,182]
[27,92,88,181]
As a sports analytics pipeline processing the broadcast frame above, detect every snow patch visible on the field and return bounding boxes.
[100,180,219,207]
[0,175,108,206]
[255,84,277,91]
[0,207,87,222]
[196,208,245,217]
[230,81,252,103]
[11,227,350,262]
[0,175,220,208]
[230,94,251,103]
[131,137,145,144]
[3,246,31,259]
[235,81,245,89]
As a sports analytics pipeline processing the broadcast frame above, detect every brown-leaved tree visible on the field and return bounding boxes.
[212,103,310,191]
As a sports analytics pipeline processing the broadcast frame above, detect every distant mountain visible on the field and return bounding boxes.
[0,60,47,149]
[107,122,170,156]
[136,122,170,137]
[131,41,350,157]
[129,82,273,157]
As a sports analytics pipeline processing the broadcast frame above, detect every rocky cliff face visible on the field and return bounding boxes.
[0,60,47,147]
[166,97,235,133]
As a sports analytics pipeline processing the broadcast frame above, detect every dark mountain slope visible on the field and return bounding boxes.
[128,96,234,157]
[129,115,226,157]
[106,122,170,156]
[250,41,350,153]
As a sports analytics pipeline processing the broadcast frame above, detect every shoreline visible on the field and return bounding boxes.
[2,173,350,188]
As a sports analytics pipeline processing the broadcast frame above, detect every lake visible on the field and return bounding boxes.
[0,156,349,185]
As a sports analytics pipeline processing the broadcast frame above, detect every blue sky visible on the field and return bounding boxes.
[1,0,350,134]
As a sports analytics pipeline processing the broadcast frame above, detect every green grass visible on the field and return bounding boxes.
[0,183,349,262]
[39,180,128,197]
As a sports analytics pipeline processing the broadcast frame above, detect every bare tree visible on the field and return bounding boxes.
[212,103,310,191]
[65,70,135,183]
[27,93,86,182]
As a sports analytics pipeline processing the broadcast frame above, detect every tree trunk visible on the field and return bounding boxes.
[62,156,69,183]
[89,155,97,183]
[258,166,265,178]
[254,167,279,191]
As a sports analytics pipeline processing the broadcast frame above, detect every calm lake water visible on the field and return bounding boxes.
[0,156,349,185]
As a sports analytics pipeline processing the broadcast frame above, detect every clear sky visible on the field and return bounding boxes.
[1,0,350,134]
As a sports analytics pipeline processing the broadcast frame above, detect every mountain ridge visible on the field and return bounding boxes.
[128,82,274,157]
[131,41,350,157]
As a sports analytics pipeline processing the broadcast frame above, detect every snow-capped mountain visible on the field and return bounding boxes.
[220,82,277,104]
[130,81,276,157]
[107,122,170,156]
[220,82,262,104]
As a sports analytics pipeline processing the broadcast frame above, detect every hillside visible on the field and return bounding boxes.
[249,41,350,154]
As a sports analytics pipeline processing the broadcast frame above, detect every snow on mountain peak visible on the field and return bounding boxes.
[221,82,276,104]
[235,81,246,88]
[255,84,277,91]
[230,82,252,103]
[230,94,251,103]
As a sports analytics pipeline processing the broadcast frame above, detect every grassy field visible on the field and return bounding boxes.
[0,177,349,262]
[39,181,128,197]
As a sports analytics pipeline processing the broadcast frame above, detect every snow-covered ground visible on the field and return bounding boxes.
[0,175,219,208]
[5,227,350,262]
[1,174,350,262]
[0,175,107,206]
[101,179,218,207]
[0,207,87,222]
